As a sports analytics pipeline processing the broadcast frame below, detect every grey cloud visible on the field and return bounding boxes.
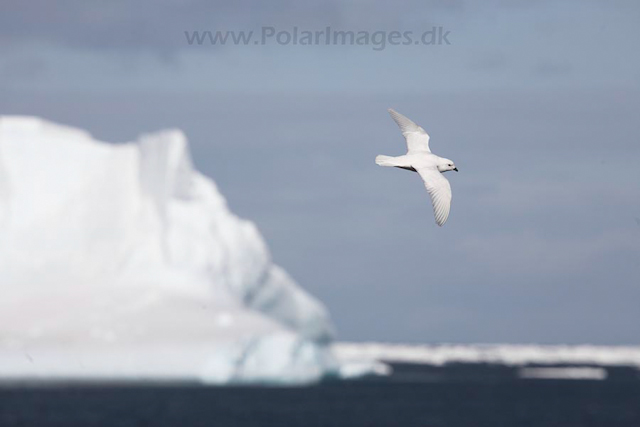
[468,52,509,71]
[2,0,636,55]
[533,60,573,77]
[1,0,314,52]
[0,56,47,81]
[0,0,459,53]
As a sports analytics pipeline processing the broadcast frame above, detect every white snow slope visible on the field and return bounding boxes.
[0,116,337,384]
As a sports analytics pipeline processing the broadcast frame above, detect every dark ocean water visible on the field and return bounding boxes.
[1,363,639,427]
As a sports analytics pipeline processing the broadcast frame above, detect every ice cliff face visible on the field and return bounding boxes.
[0,116,336,384]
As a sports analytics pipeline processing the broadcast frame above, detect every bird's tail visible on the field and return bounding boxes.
[375,155,400,167]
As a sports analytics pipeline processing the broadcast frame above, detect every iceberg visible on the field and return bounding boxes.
[334,342,640,369]
[0,116,337,384]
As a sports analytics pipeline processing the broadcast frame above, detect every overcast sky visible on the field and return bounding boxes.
[1,0,639,344]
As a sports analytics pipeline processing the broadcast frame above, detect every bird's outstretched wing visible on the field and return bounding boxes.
[388,108,431,153]
[416,166,452,226]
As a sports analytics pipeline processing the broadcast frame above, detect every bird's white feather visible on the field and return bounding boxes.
[416,166,452,227]
[388,108,431,153]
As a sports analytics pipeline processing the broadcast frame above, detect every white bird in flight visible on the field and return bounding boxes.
[376,108,458,227]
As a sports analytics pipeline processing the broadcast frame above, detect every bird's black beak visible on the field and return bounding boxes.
[453,167,458,172]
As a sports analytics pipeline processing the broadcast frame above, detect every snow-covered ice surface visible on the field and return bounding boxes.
[0,116,338,384]
[334,342,640,369]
